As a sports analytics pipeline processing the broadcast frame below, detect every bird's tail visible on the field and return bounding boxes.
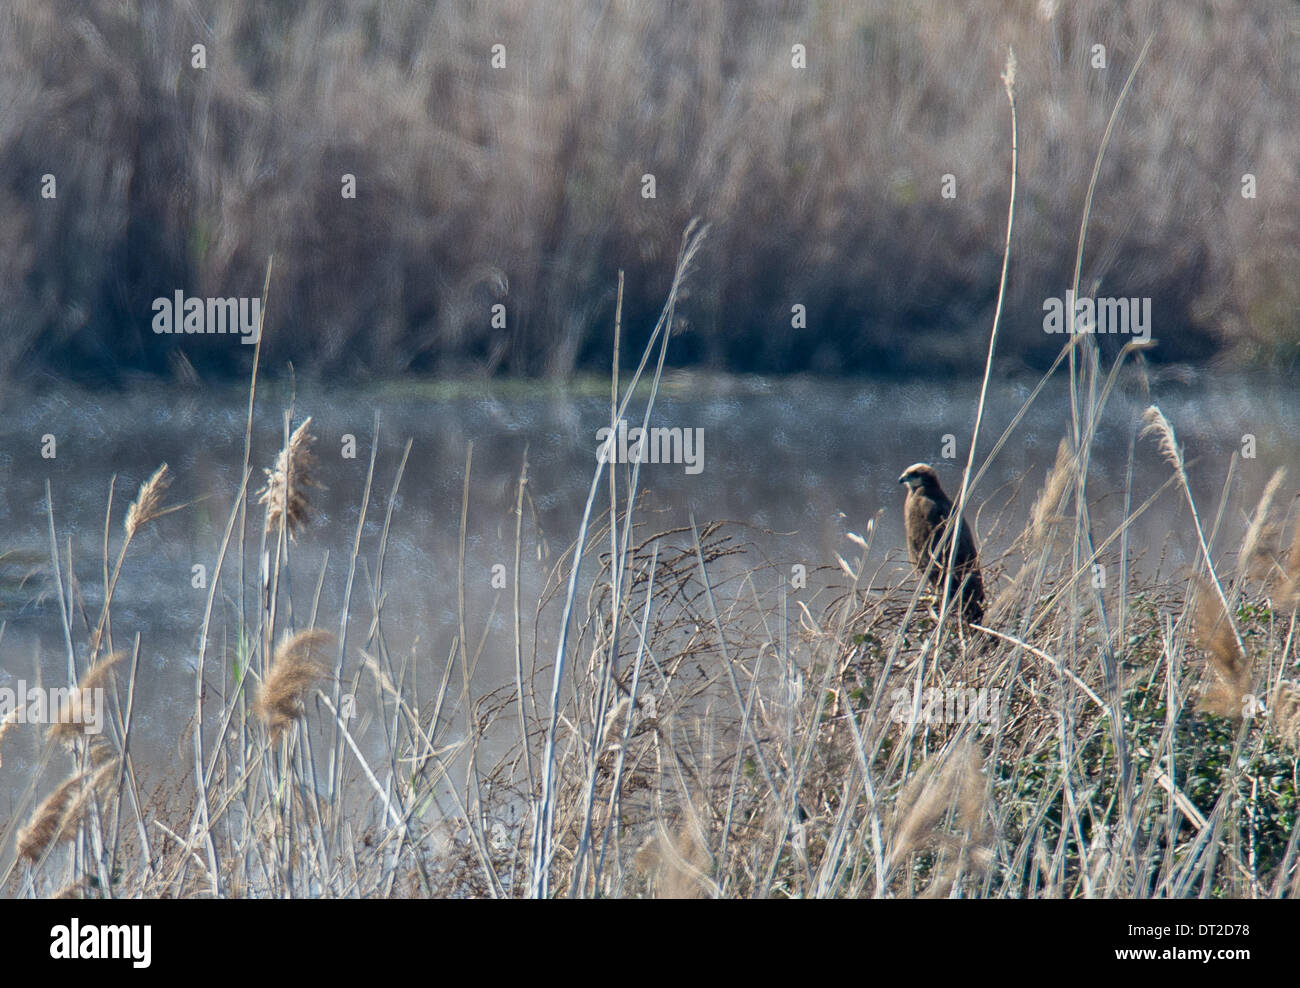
[956,570,984,625]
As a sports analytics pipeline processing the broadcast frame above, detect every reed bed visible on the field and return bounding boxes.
[1,51,1298,899]
[3,0,1299,384]
[2,237,1296,899]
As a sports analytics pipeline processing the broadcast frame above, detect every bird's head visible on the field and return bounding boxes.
[898,463,940,492]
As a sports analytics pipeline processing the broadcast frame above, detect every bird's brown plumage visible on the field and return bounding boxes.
[899,463,984,624]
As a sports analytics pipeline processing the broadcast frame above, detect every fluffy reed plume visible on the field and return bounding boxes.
[1029,437,1074,550]
[17,774,83,862]
[634,822,715,899]
[888,739,990,894]
[258,417,318,540]
[256,629,333,737]
[55,761,117,840]
[1278,509,1300,608]
[1238,468,1285,580]
[48,651,124,743]
[1243,522,1283,583]
[16,762,116,863]
[1272,681,1300,750]
[86,736,118,769]
[1140,405,1182,471]
[124,463,171,538]
[986,437,1074,620]
[1189,577,1252,718]
[0,707,19,767]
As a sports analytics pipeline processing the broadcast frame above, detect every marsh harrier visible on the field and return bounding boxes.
[898,463,984,624]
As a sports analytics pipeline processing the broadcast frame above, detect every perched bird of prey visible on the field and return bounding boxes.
[898,463,984,624]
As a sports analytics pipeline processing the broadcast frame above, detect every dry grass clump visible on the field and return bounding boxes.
[258,418,318,540]
[255,629,333,738]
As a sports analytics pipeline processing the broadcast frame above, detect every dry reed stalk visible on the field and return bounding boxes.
[256,629,333,737]
[258,417,318,540]
[530,220,709,899]
[600,695,633,753]
[89,463,176,659]
[1142,404,1248,668]
[939,42,1017,635]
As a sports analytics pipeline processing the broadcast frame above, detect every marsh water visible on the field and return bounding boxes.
[1,370,1298,824]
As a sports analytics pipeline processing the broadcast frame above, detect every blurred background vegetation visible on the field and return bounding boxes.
[1,0,1297,386]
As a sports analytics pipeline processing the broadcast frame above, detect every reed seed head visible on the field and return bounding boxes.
[0,707,20,768]
[48,651,124,744]
[1189,577,1252,718]
[1272,681,1300,750]
[1239,468,1285,581]
[256,629,333,738]
[16,762,116,863]
[1282,508,1300,608]
[1029,436,1074,551]
[124,463,171,539]
[259,417,319,540]
[1140,405,1182,472]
